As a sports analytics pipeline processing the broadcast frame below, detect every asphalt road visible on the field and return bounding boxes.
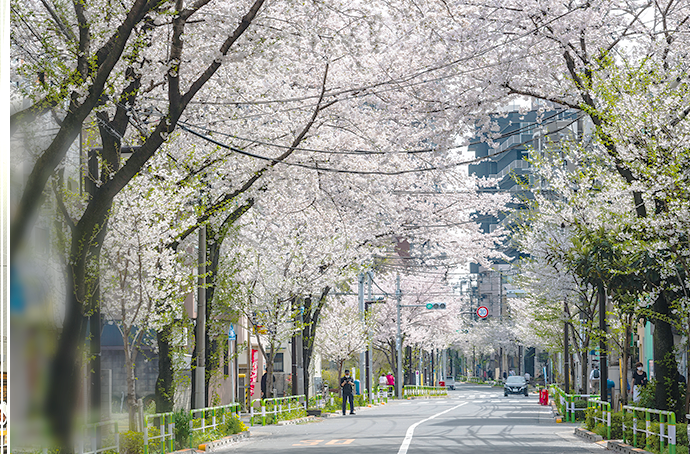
[222,385,605,453]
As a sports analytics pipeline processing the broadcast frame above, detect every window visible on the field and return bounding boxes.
[273,353,284,372]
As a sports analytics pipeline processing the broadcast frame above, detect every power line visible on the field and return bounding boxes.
[178,110,582,176]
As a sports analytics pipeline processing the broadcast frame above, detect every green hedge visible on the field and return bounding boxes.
[586,409,689,454]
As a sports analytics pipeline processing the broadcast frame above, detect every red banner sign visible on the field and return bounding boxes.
[249,349,258,397]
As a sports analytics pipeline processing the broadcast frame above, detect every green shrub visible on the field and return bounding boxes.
[145,425,163,453]
[173,409,191,449]
[585,407,597,431]
[638,380,657,409]
[611,411,623,440]
[354,394,367,407]
[677,422,688,447]
[593,424,608,438]
[220,414,247,435]
[190,428,224,447]
[119,431,143,454]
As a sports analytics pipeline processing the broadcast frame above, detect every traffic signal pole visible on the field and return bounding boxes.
[396,274,403,399]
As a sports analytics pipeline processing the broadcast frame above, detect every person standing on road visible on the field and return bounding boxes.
[632,362,648,403]
[386,372,395,387]
[341,369,355,415]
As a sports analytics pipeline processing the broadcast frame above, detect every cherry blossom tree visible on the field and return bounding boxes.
[100,178,191,430]
[316,298,369,390]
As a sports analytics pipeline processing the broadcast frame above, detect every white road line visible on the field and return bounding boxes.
[397,402,468,454]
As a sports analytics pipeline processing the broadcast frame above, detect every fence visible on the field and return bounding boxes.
[308,392,335,409]
[76,420,120,454]
[403,385,447,398]
[374,386,392,403]
[622,405,676,454]
[551,385,599,423]
[188,403,241,448]
[143,411,175,454]
[251,395,306,426]
[587,398,611,439]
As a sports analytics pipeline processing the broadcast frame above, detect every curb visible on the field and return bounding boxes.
[405,395,448,400]
[574,427,603,442]
[606,441,653,454]
[277,415,317,425]
[572,429,655,454]
[200,430,250,452]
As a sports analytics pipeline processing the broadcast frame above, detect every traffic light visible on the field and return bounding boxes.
[425,302,446,310]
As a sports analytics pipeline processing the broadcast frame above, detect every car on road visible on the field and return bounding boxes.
[445,376,455,390]
[504,375,528,396]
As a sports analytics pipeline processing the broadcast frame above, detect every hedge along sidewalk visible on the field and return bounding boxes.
[143,411,175,454]
[587,398,612,439]
[403,385,447,398]
[250,395,306,426]
[187,403,241,448]
[550,384,600,423]
[143,403,242,454]
[622,405,676,454]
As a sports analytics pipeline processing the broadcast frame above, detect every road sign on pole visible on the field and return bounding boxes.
[476,306,489,319]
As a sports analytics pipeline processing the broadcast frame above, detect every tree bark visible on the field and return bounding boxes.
[653,292,680,413]
[155,326,174,413]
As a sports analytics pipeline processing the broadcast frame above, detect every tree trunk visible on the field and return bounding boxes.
[126,350,138,431]
[653,292,680,414]
[621,325,630,406]
[686,319,690,419]
[45,277,87,452]
[266,345,275,399]
[301,288,330,403]
[155,326,174,413]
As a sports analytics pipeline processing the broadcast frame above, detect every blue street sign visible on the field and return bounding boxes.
[228,324,237,341]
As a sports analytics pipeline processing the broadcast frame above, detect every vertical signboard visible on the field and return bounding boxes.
[250,349,258,398]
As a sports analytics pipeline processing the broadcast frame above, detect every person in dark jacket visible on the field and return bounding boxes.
[340,370,355,415]
[632,362,648,403]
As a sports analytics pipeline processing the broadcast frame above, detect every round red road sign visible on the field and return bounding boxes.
[476,306,489,318]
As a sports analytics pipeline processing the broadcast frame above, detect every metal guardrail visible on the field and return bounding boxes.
[550,385,599,423]
[587,398,611,439]
[143,411,175,454]
[251,395,306,426]
[188,403,241,448]
[76,420,120,454]
[403,385,447,397]
[308,392,334,409]
[622,405,676,454]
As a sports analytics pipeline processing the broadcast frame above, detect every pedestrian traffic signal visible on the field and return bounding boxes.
[425,303,446,310]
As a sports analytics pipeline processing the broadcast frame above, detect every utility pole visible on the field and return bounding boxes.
[367,273,373,404]
[194,225,206,409]
[358,274,365,392]
[292,298,305,396]
[564,299,570,394]
[396,274,403,399]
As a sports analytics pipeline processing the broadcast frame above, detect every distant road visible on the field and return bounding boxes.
[222,384,604,453]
